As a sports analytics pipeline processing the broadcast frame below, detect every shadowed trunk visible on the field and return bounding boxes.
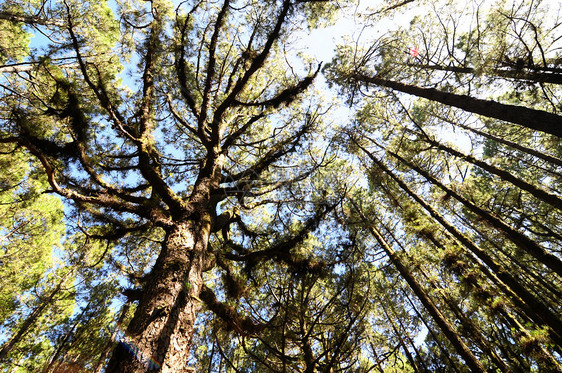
[453,122,562,169]
[352,138,562,346]
[0,273,70,361]
[354,74,562,137]
[403,63,562,85]
[385,147,562,278]
[416,134,562,210]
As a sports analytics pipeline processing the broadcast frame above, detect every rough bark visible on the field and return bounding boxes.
[354,74,562,137]
[105,218,211,372]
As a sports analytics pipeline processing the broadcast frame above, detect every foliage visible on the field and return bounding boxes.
[0,0,561,371]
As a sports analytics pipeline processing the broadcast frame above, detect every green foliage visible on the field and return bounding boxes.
[0,0,561,371]
[0,19,29,64]
[0,147,64,324]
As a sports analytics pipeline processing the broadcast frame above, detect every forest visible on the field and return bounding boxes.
[0,0,560,371]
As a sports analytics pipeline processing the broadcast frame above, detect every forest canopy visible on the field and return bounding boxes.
[0,0,560,372]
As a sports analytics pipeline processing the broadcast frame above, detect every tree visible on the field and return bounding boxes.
[0,0,347,371]
[324,0,561,369]
[2,0,562,371]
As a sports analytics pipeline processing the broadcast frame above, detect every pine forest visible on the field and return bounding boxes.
[0,0,560,371]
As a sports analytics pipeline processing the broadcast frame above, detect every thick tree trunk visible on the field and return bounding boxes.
[354,74,562,137]
[106,217,211,372]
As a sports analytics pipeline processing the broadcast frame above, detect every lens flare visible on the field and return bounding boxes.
[107,324,161,370]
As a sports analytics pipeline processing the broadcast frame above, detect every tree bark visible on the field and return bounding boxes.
[453,122,562,169]
[0,11,65,26]
[381,218,512,372]
[0,273,70,361]
[385,147,562,278]
[94,302,131,373]
[354,74,562,138]
[105,218,211,372]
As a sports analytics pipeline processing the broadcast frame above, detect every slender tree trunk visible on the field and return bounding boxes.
[453,122,562,169]
[106,217,212,372]
[500,310,562,371]
[453,210,562,304]
[0,11,65,26]
[350,199,486,373]
[394,308,430,372]
[94,302,131,373]
[42,301,92,373]
[416,135,562,210]
[354,74,562,137]
[0,62,79,74]
[403,63,562,85]
[376,293,421,373]
[385,147,562,277]
[353,140,562,346]
[425,276,511,372]
[0,272,70,361]
[401,290,463,373]
[380,219,512,372]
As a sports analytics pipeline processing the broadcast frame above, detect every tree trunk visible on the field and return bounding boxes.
[106,217,211,372]
[0,11,65,26]
[42,300,92,373]
[453,122,562,169]
[417,134,562,210]
[353,141,562,346]
[425,276,511,372]
[380,218,511,372]
[403,63,562,85]
[385,147,562,278]
[354,74,562,137]
[94,302,131,373]
[376,293,422,373]
[0,272,70,361]
[401,289,463,373]
[350,199,486,373]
